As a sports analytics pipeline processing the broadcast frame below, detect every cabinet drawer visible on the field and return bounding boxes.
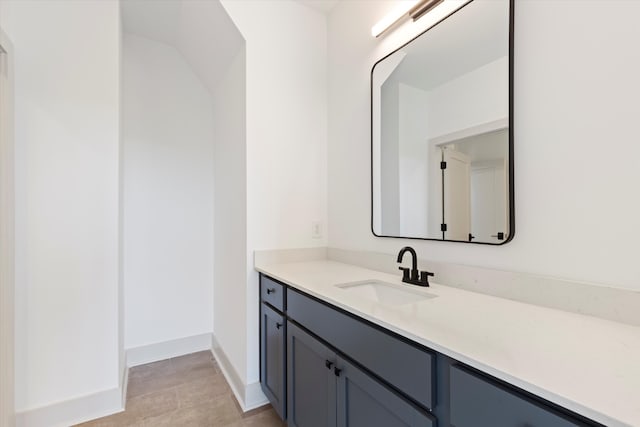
[260,274,285,312]
[450,365,592,427]
[287,288,435,410]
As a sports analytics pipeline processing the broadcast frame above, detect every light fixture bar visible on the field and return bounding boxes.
[371,0,448,38]
[409,0,445,21]
[371,1,420,38]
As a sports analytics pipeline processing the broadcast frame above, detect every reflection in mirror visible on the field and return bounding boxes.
[437,124,508,243]
[371,0,513,244]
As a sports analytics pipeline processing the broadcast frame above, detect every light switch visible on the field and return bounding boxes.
[312,221,323,239]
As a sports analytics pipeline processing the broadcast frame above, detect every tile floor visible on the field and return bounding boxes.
[76,351,285,427]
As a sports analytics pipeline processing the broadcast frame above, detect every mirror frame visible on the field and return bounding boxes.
[370,0,515,245]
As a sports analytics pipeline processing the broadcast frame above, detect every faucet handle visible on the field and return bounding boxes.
[398,267,410,281]
[420,271,434,286]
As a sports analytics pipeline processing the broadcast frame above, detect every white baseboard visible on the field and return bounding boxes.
[211,335,268,412]
[15,333,261,427]
[15,387,124,427]
[126,333,213,367]
[120,361,129,408]
[15,349,129,426]
[244,381,269,411]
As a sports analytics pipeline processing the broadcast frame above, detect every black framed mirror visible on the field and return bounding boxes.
[371,0,514,244]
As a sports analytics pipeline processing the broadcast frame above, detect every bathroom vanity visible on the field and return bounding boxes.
[257,259,640,427]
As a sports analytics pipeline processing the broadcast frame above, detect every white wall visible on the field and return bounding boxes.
[0,23,15,427]
[427,56,508,139]
[328,0,640,291]
[398,83,430,237]
[121,0,244,101]
[372,51,405,234]
[212,46,247,385]
[0,0,121,411]
[122,34,215,350]
[380,75,400,235]
[220,0,328,390]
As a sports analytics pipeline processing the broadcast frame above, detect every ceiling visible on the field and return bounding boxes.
[120,0,339,94]
[387,0,509,91]
[121,0,245,96]
[121,1,180,46]
[295,0,340,14]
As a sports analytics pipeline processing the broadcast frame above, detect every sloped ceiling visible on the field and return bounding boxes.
[392,0,508,91]
[296,0,339,14]
[121,0,244,96]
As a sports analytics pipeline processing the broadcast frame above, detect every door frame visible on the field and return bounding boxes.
[0,26,15,427]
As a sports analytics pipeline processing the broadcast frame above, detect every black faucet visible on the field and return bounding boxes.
[397,246,434,287]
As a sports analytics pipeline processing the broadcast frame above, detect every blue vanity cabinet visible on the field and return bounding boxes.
[287,321,435,427]
[286,288,435,410]
[259,277,286,420]
[449,365,593,427]
[258,273,601,427]
[287,322,337,427]
[286,287,437,427]
[261,274,285,311]
[336,356,435,427]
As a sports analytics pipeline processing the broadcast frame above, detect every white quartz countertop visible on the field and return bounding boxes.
[255,260,640,427]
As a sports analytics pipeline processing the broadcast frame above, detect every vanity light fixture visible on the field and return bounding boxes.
[371,0,445,37]
[371,1,419,38]
[409,0,445,21]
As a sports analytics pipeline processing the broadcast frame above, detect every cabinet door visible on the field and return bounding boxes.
[260,303,286,420]
[287,288,435,410]
[288,322,337,427]
[450,365,591,427]
[336,357,435,427]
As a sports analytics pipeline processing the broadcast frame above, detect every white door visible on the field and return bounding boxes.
[0,28,15,427]
[470,162,507,242]
[442,148,470,241]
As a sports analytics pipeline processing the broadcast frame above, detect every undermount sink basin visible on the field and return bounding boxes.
[335,280,437,306]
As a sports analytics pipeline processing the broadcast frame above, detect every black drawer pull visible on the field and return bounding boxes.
[276,322,282,330]
[266,288,276,294]
[334,367,342,377]
[325,360,333,370]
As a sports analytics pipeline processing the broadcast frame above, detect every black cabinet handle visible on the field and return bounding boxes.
[276,322,282,330]
[266,288,276,294]
[325,360,333,370]
[334,367,342,377]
